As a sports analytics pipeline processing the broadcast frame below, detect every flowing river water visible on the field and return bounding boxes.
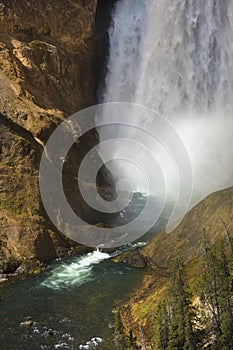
[0,249,144,350]
[0,194,169,349]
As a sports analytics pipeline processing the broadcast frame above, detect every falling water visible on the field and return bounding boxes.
[98,0,233,206]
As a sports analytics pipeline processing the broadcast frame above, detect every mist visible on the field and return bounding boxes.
[97,0,233,209]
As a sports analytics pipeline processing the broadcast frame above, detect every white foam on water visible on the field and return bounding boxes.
[79,337,103,349]
[41,250,110,290]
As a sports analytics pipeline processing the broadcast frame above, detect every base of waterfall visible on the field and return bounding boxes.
[40,241,148,290]
[41,250,110,290]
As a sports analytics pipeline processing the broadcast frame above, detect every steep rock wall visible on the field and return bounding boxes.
[0,0,114,273]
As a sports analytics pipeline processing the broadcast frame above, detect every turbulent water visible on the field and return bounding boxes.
[41,244,147,291]
[98,0,233,206]
[41,250,110,290]
[0,251,143,349]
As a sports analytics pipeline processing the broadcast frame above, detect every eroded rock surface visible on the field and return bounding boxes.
[0,0,113,273]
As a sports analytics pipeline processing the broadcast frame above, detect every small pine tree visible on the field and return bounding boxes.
[127,329,138,349]
[113,308,125,350]
[199,232,233,349]
[167,252,196,350]
[154,299,170,349]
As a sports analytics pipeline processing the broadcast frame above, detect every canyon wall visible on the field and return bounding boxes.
[0,0,113,273]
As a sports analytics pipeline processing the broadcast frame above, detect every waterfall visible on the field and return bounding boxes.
[97,0,233,208]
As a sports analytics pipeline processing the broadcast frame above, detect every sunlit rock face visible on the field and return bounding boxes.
[0,0,100,133]
[0,0,114,272]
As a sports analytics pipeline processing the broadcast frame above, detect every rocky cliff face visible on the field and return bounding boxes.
[120,186,233,349]
[0,0,113,273]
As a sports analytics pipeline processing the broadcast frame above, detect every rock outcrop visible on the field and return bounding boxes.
[0,0,114,273]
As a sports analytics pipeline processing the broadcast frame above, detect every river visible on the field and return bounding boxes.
[0,250,144,350]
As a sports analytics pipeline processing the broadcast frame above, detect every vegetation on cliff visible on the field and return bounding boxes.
[120,186,233,350]
[154,232,233,349]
